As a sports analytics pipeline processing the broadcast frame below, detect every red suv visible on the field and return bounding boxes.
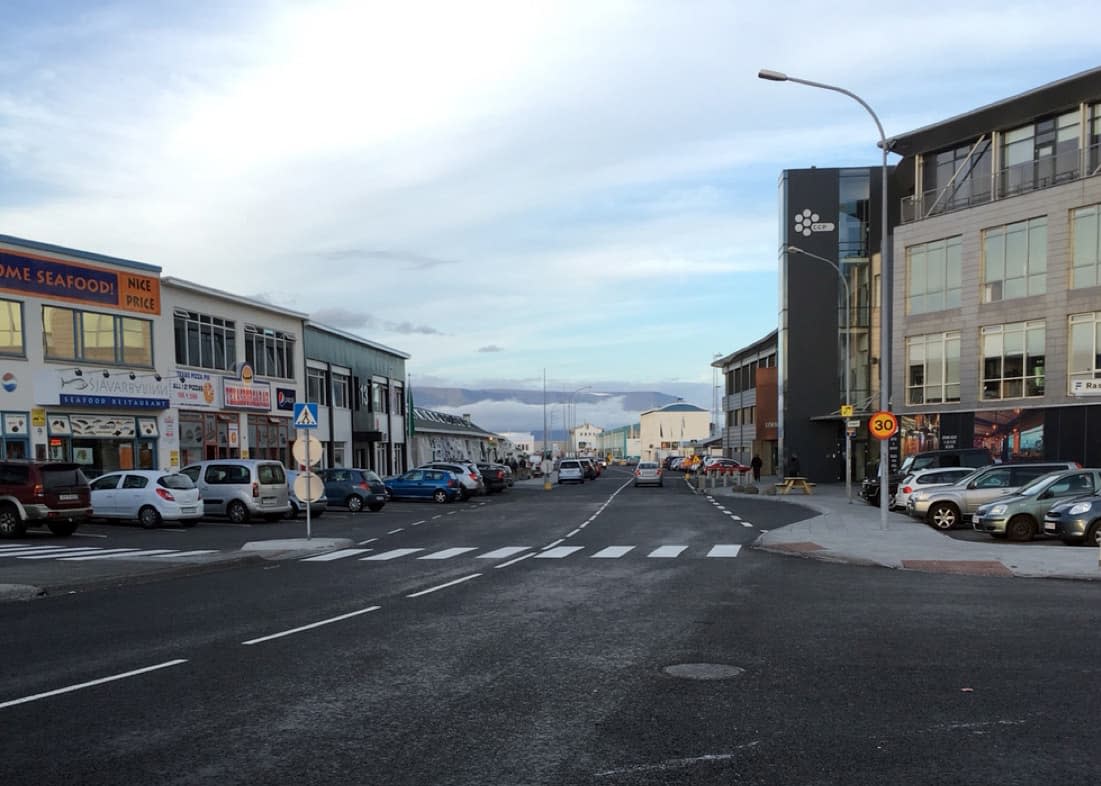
[0,461,93,538]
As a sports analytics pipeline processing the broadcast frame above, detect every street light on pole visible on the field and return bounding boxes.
[759,68,892,530]
[786,244,853,504]
[568,385,592,455]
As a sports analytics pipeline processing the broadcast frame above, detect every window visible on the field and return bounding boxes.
[907,236,962,314]
[981,321,1045,400]
[982,217,1046,302]
[43,306,154,366]
[174,310,236,371]
[244,324,295,379]
[122,475,149,489]
[1069,311,1101,389]
[921,140,992,211]
[906,332,960,404]
[332,373,350,409]
[1072,204,1101,289]
[370,381,389,413]
[0,299,24,356]
[307,367,327,405]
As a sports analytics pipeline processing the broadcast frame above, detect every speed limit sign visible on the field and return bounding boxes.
[868,410,899,441]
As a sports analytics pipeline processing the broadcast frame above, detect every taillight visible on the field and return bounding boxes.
[901,485,913,494]
[448,479,456,487]
[634,469,641,477]
[357,481,369,489]
[469,472,478,482]
[155,487,176,502]
[33,483,44,499]
[252,481,259,498]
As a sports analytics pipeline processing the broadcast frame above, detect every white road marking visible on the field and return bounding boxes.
[409,521,426,527]
[150,550,220,558]
[592,546,634,559]
[242,606,380,645]
[431,515,443,520]
[741,522,754,528]
[60,549,178,561]
[447,511,458,515]
[0,546,87,557]
[534,546,584,559]
[477,547,529,560]
[543,539,564,550]
[566,528,581,537]
[358,538,378,545]
[707,545,742,558]
[361,548,424,561]
[72,532,109,538]
[18,548,109,560]
[0,659,189,710]
[387,528,404,534]
[407,573,482,598]
[495,552,535,568]
[301,548,373,562]
[649,546,688,558]
[717,507,729,512]
[418,547,477,560]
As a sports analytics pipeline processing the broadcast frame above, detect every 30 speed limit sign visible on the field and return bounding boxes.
[868,410,899,440]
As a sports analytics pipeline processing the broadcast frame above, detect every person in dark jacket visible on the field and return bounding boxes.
[785,454,801,478]
[750,454,763,481]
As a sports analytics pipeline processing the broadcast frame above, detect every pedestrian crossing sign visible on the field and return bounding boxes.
[293,402,319,429]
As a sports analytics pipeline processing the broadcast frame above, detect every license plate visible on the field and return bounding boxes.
[261,497,277,506]
[60,494,79,501]
[181,507,197,514]
[1044,522,1056,532]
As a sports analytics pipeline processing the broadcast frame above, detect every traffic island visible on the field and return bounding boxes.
[240,537,356,559]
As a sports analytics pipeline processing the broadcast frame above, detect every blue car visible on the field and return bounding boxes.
[384,469,461,503]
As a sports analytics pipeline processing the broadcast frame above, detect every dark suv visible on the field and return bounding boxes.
[861,448,994,508]
[0,461,93,538]
[318,468,388,512]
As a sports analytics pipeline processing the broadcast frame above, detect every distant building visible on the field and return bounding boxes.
[713,331,778,473]
[409,409,503,466]
[498,431,535,455]
[638,403,710,462]
[596,423,640,459]
[570,422,603,454]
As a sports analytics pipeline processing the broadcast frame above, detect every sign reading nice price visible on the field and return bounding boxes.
[868,411,899,441]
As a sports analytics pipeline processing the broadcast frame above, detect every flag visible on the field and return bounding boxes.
[407,384,415,436]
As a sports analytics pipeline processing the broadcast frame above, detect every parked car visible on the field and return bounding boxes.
[318,468,387,512]
[180,459,291,523]
[475,462,509,494]
[1044,493,1101,545]
[633,461,663,487]
[578,458,597,480]
[557,459,585,484]
[418,462,485,500]
[906,461,1082,530]
[703,457,750,474]
[385,468,461,503]
[973,469,1101,541]
[0,460,92,538]
[862,447,994,506]
[89,469,202,528]
[285,469,328,519]
[891,467,977,511]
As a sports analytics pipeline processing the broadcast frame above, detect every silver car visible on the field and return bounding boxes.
[973,469,1100,541]
[891,467,976,511]
[557,459,585,484]
[180,460,291,523]
[633,461,663,487]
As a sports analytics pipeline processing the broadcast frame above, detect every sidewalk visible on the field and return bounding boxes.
[707,475,1101,581]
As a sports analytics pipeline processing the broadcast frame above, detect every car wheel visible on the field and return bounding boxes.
[367,503,384,512]
[0,505,26,538]
[927,502,960,530]
[1086,521,1101,547]
[138,505,162,529]
[226,500,249,524]
[47,521,78,537]
[1005,514,1036,542]
[432,489,448,504]
[346,495,364,513]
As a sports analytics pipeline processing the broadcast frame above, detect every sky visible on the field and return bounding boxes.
[2,0,1098,419]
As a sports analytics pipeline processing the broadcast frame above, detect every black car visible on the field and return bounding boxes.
[318,468,388,512]
[861,448,994,508]
[475,463,509,494]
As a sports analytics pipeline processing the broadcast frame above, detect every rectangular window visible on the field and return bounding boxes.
[332,373,349,409]
[981,321,1045,400]
[43,306,153,366]
[173,310,236,371]
[243,324,295,379]
[1069,312,1101,391]
[0,299,24,356]
[307,367,327,405]
[906,332,960,405]
[1072,204,1101,289]
[906,236,962,314]
[982,217,1046,302]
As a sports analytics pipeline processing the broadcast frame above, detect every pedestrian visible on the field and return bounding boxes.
[750,454,763,482]
[785,453,801,478]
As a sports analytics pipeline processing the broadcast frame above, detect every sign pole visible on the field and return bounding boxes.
[304,428,311,541]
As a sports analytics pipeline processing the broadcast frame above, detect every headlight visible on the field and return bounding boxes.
[988,504,1008,516]
[1068,502,1092,516]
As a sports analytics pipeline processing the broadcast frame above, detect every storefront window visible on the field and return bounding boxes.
[42,306,154,367]
[0,299,24,356]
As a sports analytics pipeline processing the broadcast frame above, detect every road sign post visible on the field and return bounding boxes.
[292,403,320,539]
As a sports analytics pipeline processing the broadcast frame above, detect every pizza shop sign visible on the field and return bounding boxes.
[223,363,272,411]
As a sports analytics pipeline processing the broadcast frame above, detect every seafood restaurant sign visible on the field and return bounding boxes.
[34,370,171,409]
[0,247,160,315]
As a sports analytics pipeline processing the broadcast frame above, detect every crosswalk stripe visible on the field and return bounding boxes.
[150,550,220,558]
[648,546,688,558]
[18,548,109,560]
[0,546,96,557]
[534,546,584,559]
[60,549,177,561]
[361,548,424,561]
[707,545,742,558]
[419,548,477,560]
[301,548,373,562]
[591,546,634,559]
[476,547,529,560]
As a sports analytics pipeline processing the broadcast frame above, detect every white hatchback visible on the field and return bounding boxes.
[90,469,203,528]
[892,466,977,511]
[557,459,585,484]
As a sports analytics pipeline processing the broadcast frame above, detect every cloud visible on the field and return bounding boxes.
[314,248,460,270]
[477,345,504,353]
[311,307,445,335]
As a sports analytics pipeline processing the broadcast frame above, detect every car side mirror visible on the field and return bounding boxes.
[1039,489,1052,500]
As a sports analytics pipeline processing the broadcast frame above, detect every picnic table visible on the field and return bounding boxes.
[775,476,816,495]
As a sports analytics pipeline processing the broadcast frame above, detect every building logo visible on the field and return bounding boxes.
[1,372,16,392]
[276,387,297,411]
[240,363,254,384]
[793,209,836,237]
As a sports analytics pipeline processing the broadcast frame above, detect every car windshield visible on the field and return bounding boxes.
[41,466,88,488]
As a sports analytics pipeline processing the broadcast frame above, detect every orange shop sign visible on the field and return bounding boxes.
[0,247,160,315]
[223,379,271,410]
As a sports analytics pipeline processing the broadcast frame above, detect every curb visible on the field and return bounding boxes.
[0,583,45,601]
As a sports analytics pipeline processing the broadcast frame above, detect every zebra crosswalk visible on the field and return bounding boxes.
[300,544,745,563]
[0,544,221,562]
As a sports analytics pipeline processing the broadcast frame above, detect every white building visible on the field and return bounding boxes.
[498,431,535,455]
[570,422,603,455]
[638,403,711,462]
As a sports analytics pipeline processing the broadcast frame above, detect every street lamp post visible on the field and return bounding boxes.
[786,245,853,504]
[568,385,592,455]
[759,68,892,530]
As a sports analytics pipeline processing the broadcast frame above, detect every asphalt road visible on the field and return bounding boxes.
[3,467,1100,785]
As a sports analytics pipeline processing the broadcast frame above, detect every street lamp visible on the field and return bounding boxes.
[786,244,853,504]
[759,68,892,530]
[568,385,592,455]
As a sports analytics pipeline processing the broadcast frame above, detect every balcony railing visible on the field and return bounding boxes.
[901,142,1101,224]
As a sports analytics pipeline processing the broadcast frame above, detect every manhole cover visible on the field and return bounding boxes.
[663,663,745,680]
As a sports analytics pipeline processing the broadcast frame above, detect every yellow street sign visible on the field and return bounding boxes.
[840,404,853,418]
